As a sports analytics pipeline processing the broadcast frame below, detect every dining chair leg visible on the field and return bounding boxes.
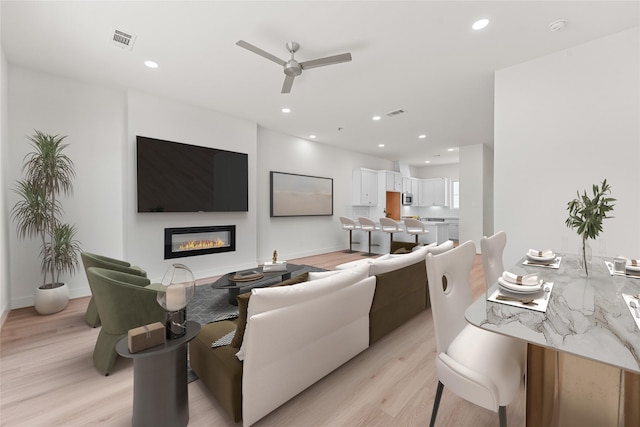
[499,405,507,427]
[429,381,444,427]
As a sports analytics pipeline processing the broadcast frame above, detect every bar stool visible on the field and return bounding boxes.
[379,217,403,247]
[339,217,361,253]
[357,217,380,256]
[404,218,429,244]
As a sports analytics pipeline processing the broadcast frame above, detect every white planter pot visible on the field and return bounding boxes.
[35,283,69,315]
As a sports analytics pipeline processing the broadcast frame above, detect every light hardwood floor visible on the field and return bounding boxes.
[0,250,525,426]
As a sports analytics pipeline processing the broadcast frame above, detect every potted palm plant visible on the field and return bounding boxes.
[565,179,615,276]
[11,131,81,314]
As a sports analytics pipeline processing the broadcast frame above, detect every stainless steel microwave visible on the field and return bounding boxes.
[402,193,413,205]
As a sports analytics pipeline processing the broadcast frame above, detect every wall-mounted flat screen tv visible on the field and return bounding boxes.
[136,136,248,213]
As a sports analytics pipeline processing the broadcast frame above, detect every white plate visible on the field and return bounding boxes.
[498,277,543,294]
[527,253,556,262]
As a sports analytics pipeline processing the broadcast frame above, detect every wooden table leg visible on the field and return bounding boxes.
[526,344,558,426]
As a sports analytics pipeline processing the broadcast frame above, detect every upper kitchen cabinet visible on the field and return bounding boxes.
[411,178,421,206]
[381,171,402,192]
[402,176,412,194]
[421,177,450,206]
[352,168,378,205]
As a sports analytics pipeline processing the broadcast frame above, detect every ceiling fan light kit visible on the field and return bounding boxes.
[236,40,352,93]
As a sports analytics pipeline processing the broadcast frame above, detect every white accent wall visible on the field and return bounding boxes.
[125,92,258,282]
[495,27,640,268]
[6,66,128,307]
[256,127,392,263]
[459,144,493,252]
[1,65,393,310]
[0,29,10,323]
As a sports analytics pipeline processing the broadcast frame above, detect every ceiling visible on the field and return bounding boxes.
[2,1,638,166]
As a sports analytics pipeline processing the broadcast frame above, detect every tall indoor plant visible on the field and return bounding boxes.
[11,131,81,314]
[565,179,615,276]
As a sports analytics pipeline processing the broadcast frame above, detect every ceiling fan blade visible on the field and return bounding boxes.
[281,75,295,94]
[300,52,352,70]
[236,40,286,66]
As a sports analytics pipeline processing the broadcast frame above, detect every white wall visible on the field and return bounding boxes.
[6,66,128,308]
[256,127,392,262]
[459,144,492,252]
[125,92,258,282]
[0,24,11,322]
[495,27,640,268]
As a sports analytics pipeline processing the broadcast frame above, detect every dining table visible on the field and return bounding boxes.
[465,253,640,427]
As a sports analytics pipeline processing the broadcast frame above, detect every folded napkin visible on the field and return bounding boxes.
[626,258,640,267]
[527,249,554,258]
[502,271,539,286]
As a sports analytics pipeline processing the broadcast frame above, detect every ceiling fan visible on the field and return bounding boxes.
[236,40,352,94]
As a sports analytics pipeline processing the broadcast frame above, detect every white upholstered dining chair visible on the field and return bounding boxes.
[480,230,507,289]
[426,240,526,427]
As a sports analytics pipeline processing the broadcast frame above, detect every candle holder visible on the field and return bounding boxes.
[156,263,195,339]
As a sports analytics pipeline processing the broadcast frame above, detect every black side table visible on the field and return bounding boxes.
[116,321,201,427]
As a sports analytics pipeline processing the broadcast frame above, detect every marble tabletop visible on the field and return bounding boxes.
[465,254,640,374]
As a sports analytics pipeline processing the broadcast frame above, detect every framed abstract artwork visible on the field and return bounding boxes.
[270,171,333,217]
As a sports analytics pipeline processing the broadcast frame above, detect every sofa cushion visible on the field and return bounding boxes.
[307,270,340,280]
[236,264,369,360]
[369,245,429,276]
[334,253,390,270]
[229,272,309,349]
[189,319,243,422]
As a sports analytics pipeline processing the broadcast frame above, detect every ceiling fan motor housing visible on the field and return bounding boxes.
[284,60,302,76]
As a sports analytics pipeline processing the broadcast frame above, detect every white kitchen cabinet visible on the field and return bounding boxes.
[402,177,412,194]
[382,171,402,192]
[422,178,449,206]
[411,178,421,206]
[352,168,378,205]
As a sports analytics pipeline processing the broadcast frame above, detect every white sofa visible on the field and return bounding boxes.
[240,265,375,426]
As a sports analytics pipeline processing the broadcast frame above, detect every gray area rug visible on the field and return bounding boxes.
[186,264,327,382]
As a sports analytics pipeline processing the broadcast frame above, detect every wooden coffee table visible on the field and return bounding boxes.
[211,263,305,305]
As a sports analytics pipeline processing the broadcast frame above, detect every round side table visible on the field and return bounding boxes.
[116,321,201,427]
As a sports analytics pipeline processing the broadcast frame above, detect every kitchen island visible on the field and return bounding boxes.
[349,219,450,255]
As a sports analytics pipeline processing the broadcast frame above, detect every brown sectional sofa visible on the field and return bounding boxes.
[189,241,453,424]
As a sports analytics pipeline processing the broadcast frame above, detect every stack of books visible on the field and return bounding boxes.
[263,260,287,272]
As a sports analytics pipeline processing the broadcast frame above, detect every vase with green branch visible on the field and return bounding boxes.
[565,179,615,276]
[11,131,81,313]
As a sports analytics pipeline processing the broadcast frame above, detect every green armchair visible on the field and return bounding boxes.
[86,267,165,375]
[81,252,147,327]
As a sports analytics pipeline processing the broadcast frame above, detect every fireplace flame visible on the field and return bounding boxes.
[178,237,226,251]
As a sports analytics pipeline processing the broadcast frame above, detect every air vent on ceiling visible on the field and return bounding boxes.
[386,109,405,117]
[111,28,137,50]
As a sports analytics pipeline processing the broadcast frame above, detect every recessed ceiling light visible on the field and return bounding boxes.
[424,160,431,164]
[144,60,158,68]
[282,108,291,113]
[309,135,316,139]
[548,19,568,32]
[448,148,455,152]
[378,144,385,148]
[419,134,427,139]
[372,116,381,121]
[472,18,489,31]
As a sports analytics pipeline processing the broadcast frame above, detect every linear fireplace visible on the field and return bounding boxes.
[164,225,236,259]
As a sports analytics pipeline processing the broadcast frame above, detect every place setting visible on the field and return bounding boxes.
[522,248,562,269]
[605,256,640,279]
[621,293,640,331]
[488,271,554,312]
